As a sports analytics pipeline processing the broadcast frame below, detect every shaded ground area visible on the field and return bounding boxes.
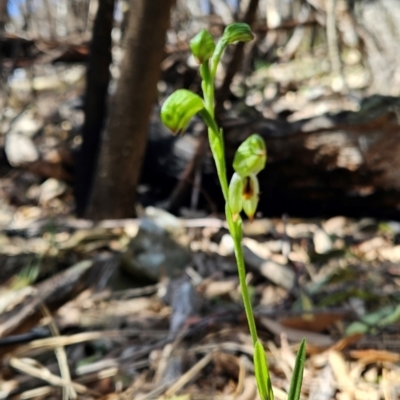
[1,205,400,399]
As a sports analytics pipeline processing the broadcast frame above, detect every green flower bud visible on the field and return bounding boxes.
[190,29,216,64]
[228,172,244,220]
[233,134,267,177]
[161,89,205,135]
[222,23,254,45]
[242,174,259,221]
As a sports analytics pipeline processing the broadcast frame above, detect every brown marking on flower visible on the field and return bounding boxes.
[242,176,254,200]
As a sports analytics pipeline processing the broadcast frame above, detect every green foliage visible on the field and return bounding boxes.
[11,263,40,290]
[160,23,306,400]
[288,339,306,400]
[346,304,400,335]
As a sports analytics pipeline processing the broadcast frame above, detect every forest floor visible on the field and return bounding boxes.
[1,177,400,399]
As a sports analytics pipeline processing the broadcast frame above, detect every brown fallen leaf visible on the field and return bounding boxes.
[349,349,400,364]
[259,317,334,348]
[279,311,347,333]
[26,160,73,182]
[331,333,364,352]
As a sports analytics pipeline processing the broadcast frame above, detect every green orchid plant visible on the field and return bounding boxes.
[161,23,306,400]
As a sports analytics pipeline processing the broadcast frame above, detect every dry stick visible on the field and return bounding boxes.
[153,343,174,385]
[40,304,76,400]
[4,215,228,236]
[166,130,208,213]
[233,356,247,397]
[280,4,310,62]
[75,366,119,384]
[190,155,203,210]
[42,0,56,39]
[16,385,54,399]
[13,330,168,356]
[164,352,214,397]
[326,0,348,92]
[268,340,292,383]
[9,357,92,396]
[151,324,193,388]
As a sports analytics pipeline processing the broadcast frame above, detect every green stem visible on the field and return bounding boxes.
[201,62,229,201]
[200,63,214,116]
[210,40,227,81]
[228,206,258,345]
[201,57,258,346]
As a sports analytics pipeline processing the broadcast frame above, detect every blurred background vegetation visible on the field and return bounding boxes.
[1,0,400,222]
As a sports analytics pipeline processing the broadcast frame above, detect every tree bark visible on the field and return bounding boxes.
[0,0,8,62]
[0,0,7,33]
[241,95,400,219]
[86,0,175,219]
[76,0,115,217]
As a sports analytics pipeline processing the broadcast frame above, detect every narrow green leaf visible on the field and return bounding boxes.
[287,339,306,400]
[253,340,274,400]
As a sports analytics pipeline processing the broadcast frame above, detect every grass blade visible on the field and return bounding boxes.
[288,338,306,400]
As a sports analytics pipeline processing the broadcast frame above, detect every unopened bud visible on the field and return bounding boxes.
[242,175,259,221]
[161,89,205,135]
[233,134,267,177]
[190,29,216,64]
[222,23,254,45]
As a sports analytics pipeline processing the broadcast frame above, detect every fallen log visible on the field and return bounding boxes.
[143,95,400,219]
